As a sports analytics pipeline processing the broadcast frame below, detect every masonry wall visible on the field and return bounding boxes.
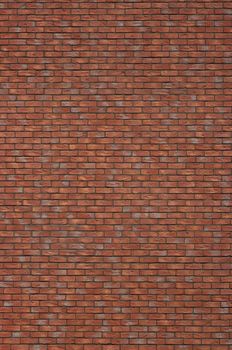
[0,0,232,349]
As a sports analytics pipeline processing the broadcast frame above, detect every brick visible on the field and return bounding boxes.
[0,0,231,348]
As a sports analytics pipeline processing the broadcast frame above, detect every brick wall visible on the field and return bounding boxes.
[0,0,231,349]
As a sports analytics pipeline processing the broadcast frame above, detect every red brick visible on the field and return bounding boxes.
[0,0,231,348]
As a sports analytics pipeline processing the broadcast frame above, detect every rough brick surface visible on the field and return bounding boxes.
[0,0,232,348]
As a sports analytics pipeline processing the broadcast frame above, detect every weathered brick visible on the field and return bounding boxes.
[0,0,231,348]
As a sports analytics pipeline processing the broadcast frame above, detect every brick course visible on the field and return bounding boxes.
[0,0,231,348]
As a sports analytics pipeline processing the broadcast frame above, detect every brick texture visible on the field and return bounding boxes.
[0,0,232,349]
